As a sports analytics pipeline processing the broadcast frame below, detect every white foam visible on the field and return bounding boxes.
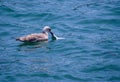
[52,34,65,40]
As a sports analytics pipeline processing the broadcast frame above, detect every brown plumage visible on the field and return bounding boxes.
[16,26,55,42]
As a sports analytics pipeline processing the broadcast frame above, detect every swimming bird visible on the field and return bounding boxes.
[16,26,56,42]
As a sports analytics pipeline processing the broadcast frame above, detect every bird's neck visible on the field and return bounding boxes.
[43,31,48,35]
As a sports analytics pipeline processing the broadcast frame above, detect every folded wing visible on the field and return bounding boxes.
[16,33,48,42]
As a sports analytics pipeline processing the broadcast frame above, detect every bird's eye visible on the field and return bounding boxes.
[49,29,51,31]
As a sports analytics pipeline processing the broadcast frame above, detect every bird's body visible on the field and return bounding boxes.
[16,32,48,42]
[16,26,56,42]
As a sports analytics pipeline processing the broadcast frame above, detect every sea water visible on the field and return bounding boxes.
[0,0,120,82]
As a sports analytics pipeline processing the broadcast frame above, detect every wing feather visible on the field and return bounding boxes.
[17,33,48,42]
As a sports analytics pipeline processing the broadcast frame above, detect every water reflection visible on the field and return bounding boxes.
[17,41,51,52]
[18,41,48,46]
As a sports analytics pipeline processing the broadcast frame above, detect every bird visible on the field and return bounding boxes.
[16,26,56,42]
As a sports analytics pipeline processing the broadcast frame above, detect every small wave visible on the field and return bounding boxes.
[63,74,90,81]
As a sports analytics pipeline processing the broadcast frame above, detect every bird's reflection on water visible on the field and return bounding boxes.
[17,41,52,52]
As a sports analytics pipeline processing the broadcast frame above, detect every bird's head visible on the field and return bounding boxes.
[43,26,57,40]
[43,26,51,33]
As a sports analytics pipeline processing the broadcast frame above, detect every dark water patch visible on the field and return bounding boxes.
[102,51,120,59]
[0,31,10,37]
[83,64,120,73]
[15,73,63,80]
[0,23,16,27]
[5,75,16,82]
[0,58,17,64]
[12,12,50,18]
[109,6,120,13]
[31,73,63,80]
[30,73,50,78]
[63,74,90,81]
[0,4,15,12]
[108,76,120,82]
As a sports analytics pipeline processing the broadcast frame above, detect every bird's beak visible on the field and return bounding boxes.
[50,31,57,40]
[50,31,53,34]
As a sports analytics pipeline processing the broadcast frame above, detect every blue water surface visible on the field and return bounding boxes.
[0,0,120,82]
